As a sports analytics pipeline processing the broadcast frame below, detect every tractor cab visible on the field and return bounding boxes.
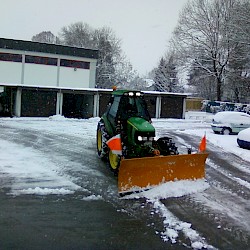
[116,91,151,122]
[106,90,151,134]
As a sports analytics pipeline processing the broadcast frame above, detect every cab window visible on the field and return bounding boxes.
[108,96,120,118]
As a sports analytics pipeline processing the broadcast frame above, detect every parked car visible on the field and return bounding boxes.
[237,128,250,149]
[211,111,250,135]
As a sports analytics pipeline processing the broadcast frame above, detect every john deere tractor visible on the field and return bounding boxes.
[97,89,208,194]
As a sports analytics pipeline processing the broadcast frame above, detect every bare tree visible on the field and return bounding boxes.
[114,60,138,86]
[188,62,217,99]
[32,31,60,44]
[171,0,237,101]
[59,22,135,88]
[59,22,93,48]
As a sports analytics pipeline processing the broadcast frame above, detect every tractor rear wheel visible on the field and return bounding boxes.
[96,122,108,159]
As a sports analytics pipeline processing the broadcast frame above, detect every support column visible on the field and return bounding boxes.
[182,97,186,119]
[15,87,22,117]
[56,58,60,87]
[156,96,161,118]
[93,93,100,117]
[56,92,63,115]
[21,54,25,84]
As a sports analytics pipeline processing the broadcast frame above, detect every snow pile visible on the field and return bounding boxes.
[0,139,81,196]
[81,194,103,201]
[49,114,67,120]
[124,179,209,200]
[16,187,75,195]
[1,115,100,138]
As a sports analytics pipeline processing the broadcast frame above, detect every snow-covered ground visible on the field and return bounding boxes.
[1,111,249,249]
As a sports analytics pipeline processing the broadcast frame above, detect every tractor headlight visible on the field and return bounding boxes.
[128,92,134,96]
[138,136,148,141]
[138,136,154,142]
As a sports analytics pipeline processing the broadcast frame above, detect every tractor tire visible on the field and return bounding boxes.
[96,121,109,160]
[108,150,120,176]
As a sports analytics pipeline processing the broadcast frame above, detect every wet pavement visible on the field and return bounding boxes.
[0,190,177,250]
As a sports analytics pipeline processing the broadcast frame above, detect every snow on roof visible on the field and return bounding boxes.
[0,82,187,96]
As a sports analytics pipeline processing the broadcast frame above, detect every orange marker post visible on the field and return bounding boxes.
[199,134,206,152]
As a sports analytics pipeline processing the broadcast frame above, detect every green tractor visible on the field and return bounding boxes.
[97,89,208,194]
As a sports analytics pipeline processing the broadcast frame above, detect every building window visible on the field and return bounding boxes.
[0,52,22,62]
[25,55,57,66]
[60,59,90,69]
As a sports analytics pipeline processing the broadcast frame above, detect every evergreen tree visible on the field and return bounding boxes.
[153,52,182,92]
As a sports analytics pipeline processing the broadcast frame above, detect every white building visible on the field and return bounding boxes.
[0,38,98,117]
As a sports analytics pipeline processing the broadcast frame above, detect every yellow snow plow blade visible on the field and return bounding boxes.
[118,153,208,194]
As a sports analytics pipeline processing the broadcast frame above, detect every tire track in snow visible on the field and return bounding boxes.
[206,158,250,198]
[149,199,215,249]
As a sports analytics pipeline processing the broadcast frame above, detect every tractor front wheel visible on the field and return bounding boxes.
[108,150,120,175]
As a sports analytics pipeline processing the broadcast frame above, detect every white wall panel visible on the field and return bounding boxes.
[0,61,22,84]
[59,67,90,88]
[24,64,57,87]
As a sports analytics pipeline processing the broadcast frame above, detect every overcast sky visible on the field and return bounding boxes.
[1,0,187,75]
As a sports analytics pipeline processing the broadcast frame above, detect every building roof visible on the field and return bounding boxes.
[0,37,98,59]
[0,82,187,97]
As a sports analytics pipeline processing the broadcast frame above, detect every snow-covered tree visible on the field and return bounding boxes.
[153,51,183,93]
[32,31,60,44]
